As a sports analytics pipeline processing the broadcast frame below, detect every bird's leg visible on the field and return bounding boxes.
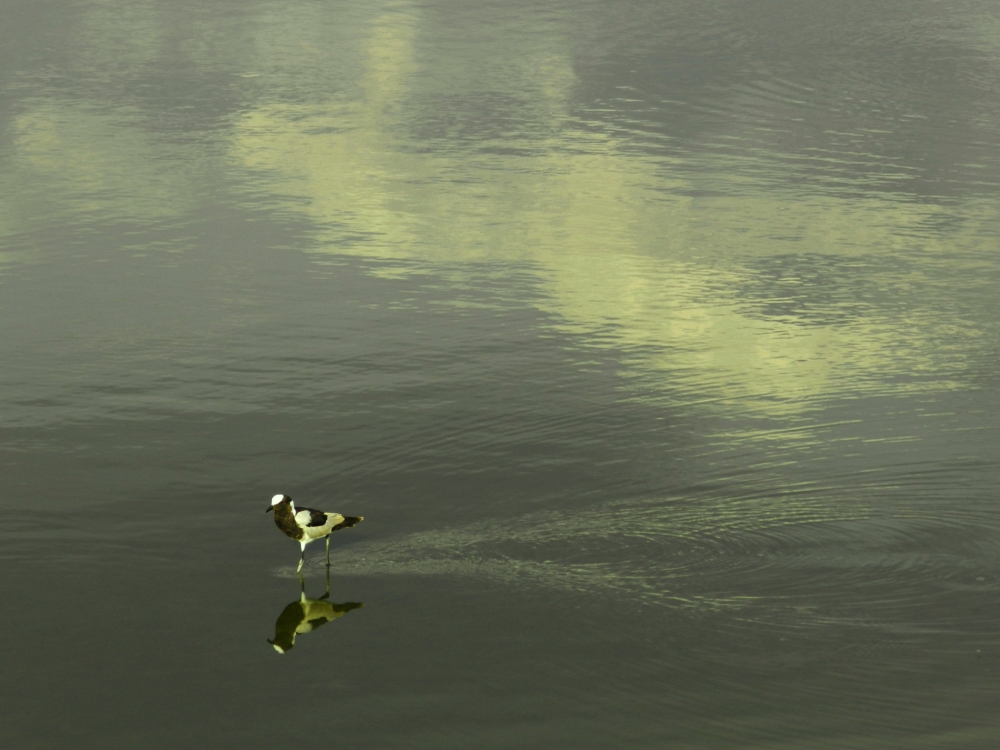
[325,535,331,567]
[296,544,305,573]
[321,564,331,600]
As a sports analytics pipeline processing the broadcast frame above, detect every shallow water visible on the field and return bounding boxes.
[2,0,1000,747]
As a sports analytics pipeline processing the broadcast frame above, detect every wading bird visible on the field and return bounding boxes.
[266,494,363,572]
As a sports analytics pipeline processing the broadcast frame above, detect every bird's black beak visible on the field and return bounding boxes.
[265,505,274,513]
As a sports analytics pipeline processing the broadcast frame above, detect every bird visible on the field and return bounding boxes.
[266,494,363,572]
[269,569,363,654]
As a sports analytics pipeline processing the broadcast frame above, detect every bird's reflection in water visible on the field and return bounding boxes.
[269,568,363,654]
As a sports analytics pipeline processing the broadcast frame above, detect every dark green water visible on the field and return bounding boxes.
[2,1,999,747]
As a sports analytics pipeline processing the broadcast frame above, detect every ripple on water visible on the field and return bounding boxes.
[304,481,1000,644]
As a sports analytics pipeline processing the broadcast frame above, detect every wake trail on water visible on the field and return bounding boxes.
[285,487,1000,638]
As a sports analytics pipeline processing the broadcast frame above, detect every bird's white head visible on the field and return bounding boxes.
[264,495,295,513]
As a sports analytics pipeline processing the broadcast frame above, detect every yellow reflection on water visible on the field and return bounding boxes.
[229,4,997,415]
[6,2,995,415]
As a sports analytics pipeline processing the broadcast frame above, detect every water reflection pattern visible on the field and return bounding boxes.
[4,0,997,421]
[226,2,999,418]
[2,0,999,745]
[269,570,363,654]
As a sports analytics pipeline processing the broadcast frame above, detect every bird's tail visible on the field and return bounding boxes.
[333,515,364,530]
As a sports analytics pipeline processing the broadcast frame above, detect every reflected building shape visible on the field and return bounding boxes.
[269,571,363,654]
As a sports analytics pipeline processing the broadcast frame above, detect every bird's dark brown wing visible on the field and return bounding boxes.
[297,507,331,527]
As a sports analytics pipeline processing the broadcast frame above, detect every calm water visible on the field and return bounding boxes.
[2,0,1000,747]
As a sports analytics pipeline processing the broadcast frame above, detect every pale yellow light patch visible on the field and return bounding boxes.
[227,3,999,418]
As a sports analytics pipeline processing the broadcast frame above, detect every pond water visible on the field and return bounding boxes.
[2,0,999,747]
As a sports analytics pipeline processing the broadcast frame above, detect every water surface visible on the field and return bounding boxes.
[2,1,999,747]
